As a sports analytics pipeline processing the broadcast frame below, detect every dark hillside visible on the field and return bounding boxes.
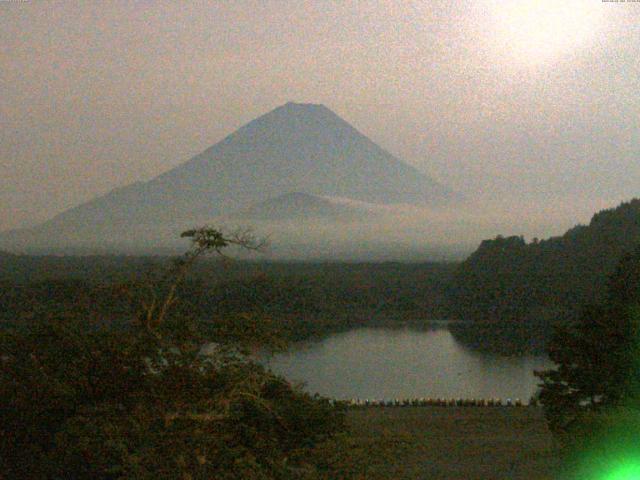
[448,199,640,351]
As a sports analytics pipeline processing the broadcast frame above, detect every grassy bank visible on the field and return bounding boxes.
[345,406,559,479]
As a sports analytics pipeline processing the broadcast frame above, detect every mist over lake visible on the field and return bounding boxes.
[265,326,552,402]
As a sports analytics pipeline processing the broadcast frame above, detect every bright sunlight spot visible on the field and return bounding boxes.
[486,0,605,65]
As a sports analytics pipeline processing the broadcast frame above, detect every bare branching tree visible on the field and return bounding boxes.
[129,226,267,340]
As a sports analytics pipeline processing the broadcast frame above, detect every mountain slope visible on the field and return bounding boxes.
[148,102,453,212]
[1,102,455,252]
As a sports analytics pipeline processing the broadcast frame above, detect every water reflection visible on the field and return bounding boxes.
[265,326,552,401]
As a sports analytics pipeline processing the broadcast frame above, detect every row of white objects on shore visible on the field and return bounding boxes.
[337,397,530,407]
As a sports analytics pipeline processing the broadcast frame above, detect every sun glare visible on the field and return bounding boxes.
[487,0,604,65]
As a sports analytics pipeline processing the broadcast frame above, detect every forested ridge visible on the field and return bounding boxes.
[447,199,640,351]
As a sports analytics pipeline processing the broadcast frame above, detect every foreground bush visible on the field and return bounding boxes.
[0,228,347,479]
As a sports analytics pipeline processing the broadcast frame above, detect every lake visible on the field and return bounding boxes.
[265,326,553,401]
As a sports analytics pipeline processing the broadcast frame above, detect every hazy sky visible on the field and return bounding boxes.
[2,0,639,235]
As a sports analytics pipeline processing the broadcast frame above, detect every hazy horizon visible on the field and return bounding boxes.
[2,1,639,242]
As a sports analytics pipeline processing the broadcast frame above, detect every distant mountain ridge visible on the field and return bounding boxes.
[1,102,456,253]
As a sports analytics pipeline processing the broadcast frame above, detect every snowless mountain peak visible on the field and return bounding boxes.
[0,102,458,252]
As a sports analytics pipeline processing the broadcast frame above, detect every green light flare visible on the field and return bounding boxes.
[603,462,640,480]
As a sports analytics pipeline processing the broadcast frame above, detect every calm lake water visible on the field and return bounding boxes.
[265,326,553,401]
